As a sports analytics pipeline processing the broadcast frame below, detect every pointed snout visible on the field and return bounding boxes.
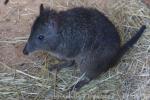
[23,44,29,55]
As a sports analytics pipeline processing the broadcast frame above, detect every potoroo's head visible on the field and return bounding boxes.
[23,4,61,55]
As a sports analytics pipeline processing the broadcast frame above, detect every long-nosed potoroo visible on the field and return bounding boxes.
[23,4,146,91]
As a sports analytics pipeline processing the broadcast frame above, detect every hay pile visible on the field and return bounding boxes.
[0,0,149,99]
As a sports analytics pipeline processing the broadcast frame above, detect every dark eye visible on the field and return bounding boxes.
[38,35,44,40]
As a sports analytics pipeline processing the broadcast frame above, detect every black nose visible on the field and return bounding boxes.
[23,48,29,55]
[23,45,29,55]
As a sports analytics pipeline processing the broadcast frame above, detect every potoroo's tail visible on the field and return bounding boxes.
[111,25,146,66]
[119,25,146,57]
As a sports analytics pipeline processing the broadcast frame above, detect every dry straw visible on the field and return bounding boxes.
[0,0,149,99]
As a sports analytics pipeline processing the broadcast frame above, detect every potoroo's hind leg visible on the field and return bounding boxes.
[68,57,104,91]
[68,62,110,91]
[68,72,91,91]
[69,48,117,91]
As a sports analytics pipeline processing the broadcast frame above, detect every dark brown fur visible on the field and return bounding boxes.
[23,4,146,91]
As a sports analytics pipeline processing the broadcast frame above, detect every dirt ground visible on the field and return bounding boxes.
[0,0,150,100]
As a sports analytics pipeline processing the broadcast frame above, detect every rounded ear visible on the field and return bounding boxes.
[40,4,44,15]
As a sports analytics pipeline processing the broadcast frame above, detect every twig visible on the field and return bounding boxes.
[0,62,43,80]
